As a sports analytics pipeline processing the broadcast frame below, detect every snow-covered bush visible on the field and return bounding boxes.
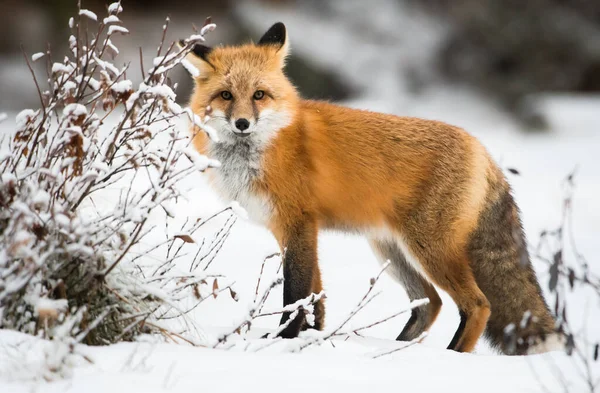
[0,2,224,354]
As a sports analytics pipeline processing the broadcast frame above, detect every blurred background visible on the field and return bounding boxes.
[2,0,600,130]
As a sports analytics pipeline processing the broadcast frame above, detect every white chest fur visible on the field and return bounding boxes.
[208,140,273,226]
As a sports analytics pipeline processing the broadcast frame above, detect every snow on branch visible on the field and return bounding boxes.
[108,2,123,15]
[0,2,227,379]
[79,9,98,21]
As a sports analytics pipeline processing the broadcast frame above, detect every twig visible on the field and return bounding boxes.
[20,44,45,111]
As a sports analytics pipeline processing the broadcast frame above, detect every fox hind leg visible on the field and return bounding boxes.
[369,238,442,341]
[399,277,442,341]
[414,251,490,353]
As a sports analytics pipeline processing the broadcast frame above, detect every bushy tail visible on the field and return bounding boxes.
[468,183,560,355]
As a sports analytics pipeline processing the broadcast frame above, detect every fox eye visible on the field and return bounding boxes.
[220,91,233,101]
[253,90,265,100]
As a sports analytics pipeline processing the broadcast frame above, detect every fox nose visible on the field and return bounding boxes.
[235,118,250,132]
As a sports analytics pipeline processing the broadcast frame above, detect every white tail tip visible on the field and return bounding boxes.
[526,333,566,355]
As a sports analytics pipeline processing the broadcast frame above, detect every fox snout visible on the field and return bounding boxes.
[234,118,251,137]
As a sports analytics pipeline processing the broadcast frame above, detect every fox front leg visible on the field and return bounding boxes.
[275,217,322,338]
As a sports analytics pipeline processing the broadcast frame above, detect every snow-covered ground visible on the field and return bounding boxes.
[0,329,586,393]
[1,88,598,393]
[1,1,599,392]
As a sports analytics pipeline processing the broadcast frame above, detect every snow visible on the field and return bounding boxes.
[105,38,119,55]
[152,53,178,67]
[91,162,109,173]
[110,80,132,94]
[103,15,120,25]
[31,190,51,208]
[91,54,120,76]
[0,330,585,393]
[0,113,6,123]
[33,298,69,316]
[187,34,205,43]
[180,58,200,77]
[184,107,219,142]
[108,2,123,15]
[63,80,77,93]
[148,84,175,100]
[200,23,217,36]
[79,9,97,22]
[51,62,74,75]
[12,230,33,245]
[107,25,129,35]
[125,90,140,111]
[68,35,77,49]
[1,173,17,185]
[230,201,249,220]
[182,147,220,171]
[31,52,45,62]
[15,109,37,128]
[54,214,71,228]
[74,74,100,91]
[62,103,87,117]
[1,2,599,392]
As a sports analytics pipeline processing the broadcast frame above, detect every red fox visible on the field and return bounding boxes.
[182,23,562,354]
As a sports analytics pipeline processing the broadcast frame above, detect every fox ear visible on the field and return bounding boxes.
[179,40,214,77]
[258,22,289,68]
[190,43,213,61]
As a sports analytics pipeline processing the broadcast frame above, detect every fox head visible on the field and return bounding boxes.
[184,23,298,144]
